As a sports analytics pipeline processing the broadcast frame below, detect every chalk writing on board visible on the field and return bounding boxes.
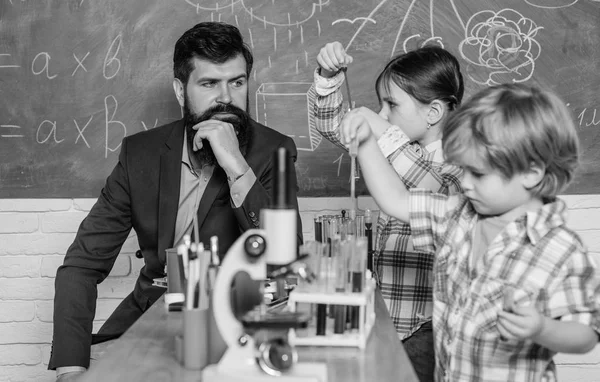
[74,116,93,148]
[72,52,90,76]
[333,153,344,177]
[297,164,330,191]
[104,35,123,80]
[458,9,542,86]
[0,125,24,138]
[0,54,20,69]
[32,52,58,79]
[577,108,600,127]
[141,119,160,131]
[105,95,127,158]
[37,121,64,144]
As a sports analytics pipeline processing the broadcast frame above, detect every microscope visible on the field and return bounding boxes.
[202,148,328,382]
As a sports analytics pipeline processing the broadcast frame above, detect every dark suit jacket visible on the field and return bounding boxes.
[49,119,302,369]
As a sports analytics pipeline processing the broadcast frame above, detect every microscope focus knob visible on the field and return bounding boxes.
[244,234,267,259]
[257,338,297,376]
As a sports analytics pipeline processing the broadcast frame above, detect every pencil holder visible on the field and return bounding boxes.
[177,307,209,370]
[166,247,185,294]
[207,294,227,365]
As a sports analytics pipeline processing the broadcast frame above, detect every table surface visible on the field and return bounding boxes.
[81,289,418,382]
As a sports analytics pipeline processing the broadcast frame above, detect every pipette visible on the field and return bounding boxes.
[342,67,353,112]
[349,137,357,221]
[343,67,358,221]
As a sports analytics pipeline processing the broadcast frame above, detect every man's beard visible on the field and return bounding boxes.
[184,96,250,167]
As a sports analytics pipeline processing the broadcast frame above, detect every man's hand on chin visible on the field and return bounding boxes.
[56,371,85,382]
[191,119,248,177]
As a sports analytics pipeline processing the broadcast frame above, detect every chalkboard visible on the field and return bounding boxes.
[1,0,599,197]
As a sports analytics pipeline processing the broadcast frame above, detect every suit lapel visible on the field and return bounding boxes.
[157,121,184,264]
[195,167,227,231]
[194,121,257,230]
[194,121,258,230]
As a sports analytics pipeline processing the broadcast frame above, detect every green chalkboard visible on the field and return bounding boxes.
[1,0,599,197]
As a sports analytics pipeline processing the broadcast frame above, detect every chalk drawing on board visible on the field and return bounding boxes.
[390,0,417,57]
[332,17,376,26]
[343,0,390,51]
[183,0,328,27]
[525,0,579,8]
[392,0,468,57]
[184,0,239,14]
[255,82,321,152]
[458,9,542,86]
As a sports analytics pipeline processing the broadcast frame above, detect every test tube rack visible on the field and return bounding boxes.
[286,277,376,349]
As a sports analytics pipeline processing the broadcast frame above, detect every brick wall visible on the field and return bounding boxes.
[0,196,599,382]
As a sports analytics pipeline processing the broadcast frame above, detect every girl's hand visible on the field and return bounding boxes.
[339,107,379,148]
[497,303,545,341]
[316,41,353,78]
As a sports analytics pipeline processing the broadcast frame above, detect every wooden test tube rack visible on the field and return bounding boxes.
[287,277,376,349]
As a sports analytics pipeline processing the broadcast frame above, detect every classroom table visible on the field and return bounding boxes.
[81,289,418,382]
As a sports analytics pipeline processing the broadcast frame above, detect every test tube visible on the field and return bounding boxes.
[354,214,365,237]
[331,236,347,334]
[350,236,368,329]
[365,209,373,272]
[315,241,330,336]
[329,217,339,241]
[314,216,322,243]
[321,216,331,250]
[342,237,355,328]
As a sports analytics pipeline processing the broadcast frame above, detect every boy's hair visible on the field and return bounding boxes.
[375,46,464,111]
[173,22,254,85]
[442,83,580,198]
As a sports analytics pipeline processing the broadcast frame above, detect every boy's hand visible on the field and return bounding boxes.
[497,303,545,341]
[340,107,379,148]
[317,41,353,78]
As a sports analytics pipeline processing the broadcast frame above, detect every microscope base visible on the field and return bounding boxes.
[202,361,328,382]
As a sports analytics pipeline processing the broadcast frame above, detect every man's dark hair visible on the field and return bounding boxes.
[173,22,254,84]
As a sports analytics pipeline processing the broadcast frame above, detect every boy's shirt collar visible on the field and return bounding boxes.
[464,196,567,246]
[522,198,567,245]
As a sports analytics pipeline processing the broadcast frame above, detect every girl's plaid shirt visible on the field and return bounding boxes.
[311,69,462,339]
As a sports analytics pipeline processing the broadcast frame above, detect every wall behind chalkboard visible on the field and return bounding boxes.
[1,0,599,198]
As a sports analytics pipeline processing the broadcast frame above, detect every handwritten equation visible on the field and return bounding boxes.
[0,33,164,158]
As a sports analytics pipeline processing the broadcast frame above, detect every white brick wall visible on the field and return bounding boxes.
[0,196,598,382]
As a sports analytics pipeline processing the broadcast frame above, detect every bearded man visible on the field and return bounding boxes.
[49,22,302,381]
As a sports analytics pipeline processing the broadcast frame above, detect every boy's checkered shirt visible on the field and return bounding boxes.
[409,190,600,381]
[311,69,462,339]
